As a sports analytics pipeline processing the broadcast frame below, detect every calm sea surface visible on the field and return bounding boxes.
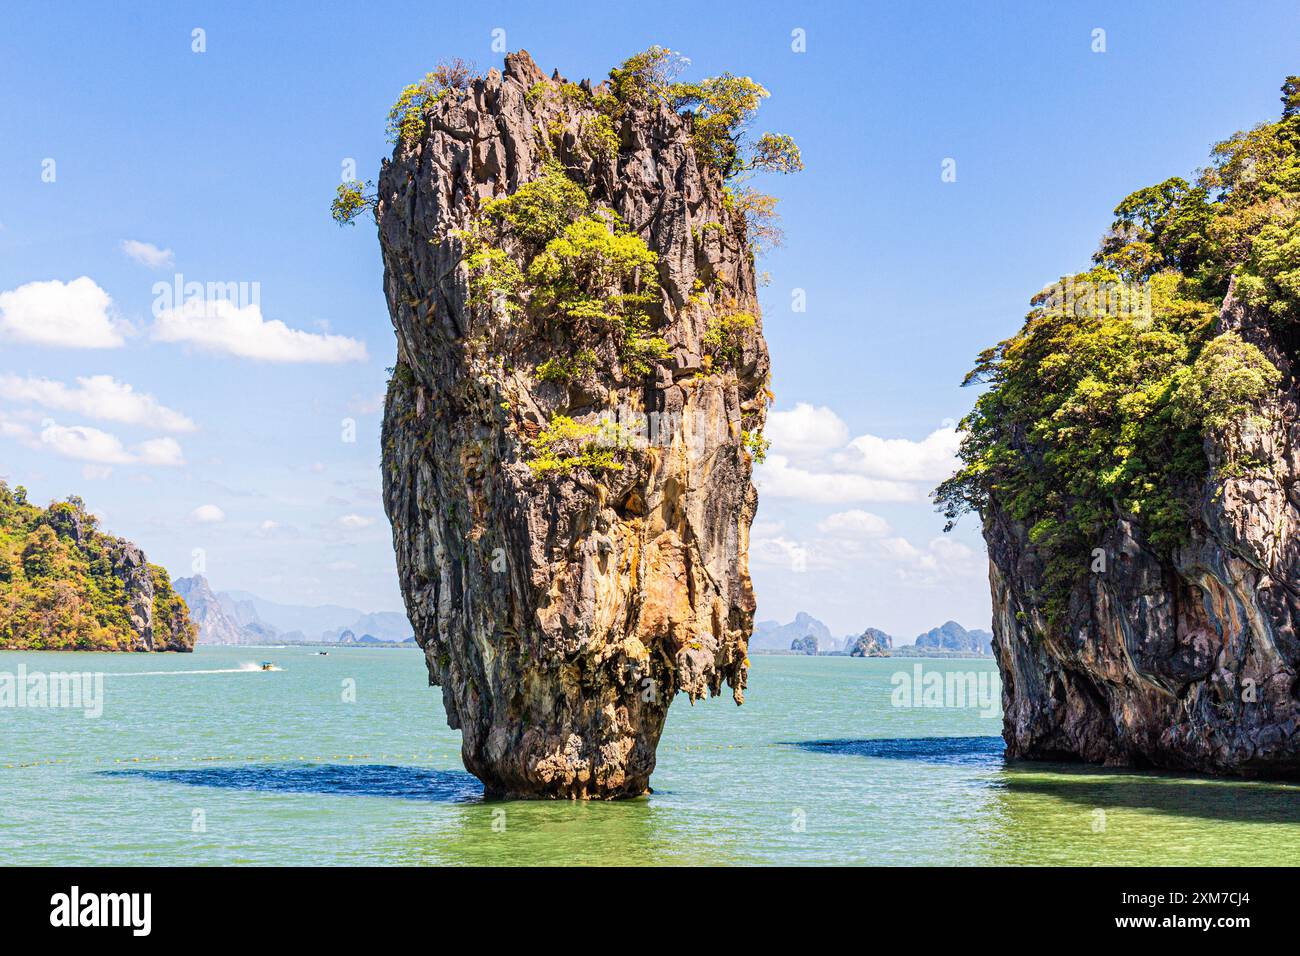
[3,646,1299,865]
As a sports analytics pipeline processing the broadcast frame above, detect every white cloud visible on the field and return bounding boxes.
[0,277,124,349]
[338,514,375,530]
[755,454,921,504]
[747,402,987,634]
[152,298,368,364]
[838,426,960,482]
[756,403,962,505]
[751,521,984,588]
[120,239,174,270]
[0,415,185,467]
[877,536,924,561]
[135,436,185,467]
[817,509,891,538]
[886,536,987,586]
[191,504,225,523]
[765,403,849,460]
[750,533,811,574]
[255,519,301,540]
[82,465,114,481]
[36,422,135,465]
[0,420,33,442]
[0,374,195,433]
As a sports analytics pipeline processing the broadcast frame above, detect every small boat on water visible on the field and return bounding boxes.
[315,651,329,656]
[259,661,275,671]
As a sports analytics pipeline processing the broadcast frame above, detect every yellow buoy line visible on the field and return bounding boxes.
[1,741,773,771]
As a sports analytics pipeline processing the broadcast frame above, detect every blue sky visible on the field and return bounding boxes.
[1,0,1296,636]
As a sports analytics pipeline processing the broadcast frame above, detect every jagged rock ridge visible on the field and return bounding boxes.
[377,51,771,797]
[175,577,414,644]
[174,575,253,645]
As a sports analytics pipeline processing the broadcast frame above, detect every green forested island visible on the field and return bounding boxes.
[0,482,195,651]
[938,75,1300,777]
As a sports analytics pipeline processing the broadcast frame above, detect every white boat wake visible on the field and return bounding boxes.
[106,663,278,677]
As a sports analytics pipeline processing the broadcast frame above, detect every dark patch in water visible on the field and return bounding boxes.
[787,736,1005,768]
[1001,766,1300,823]
[100,763,483,802]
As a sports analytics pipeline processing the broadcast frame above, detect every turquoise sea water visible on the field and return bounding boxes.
[3,646,1300,865]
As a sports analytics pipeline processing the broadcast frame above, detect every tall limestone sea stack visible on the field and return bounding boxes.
[370,49,794,797]
[939,76,1300,777]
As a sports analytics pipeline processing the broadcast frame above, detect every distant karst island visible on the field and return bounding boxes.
[0,482,413,653]
[750,612,993,658]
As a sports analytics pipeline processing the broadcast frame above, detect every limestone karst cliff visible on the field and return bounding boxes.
[939,76,1300,776]
[846,628,891,657]
[790,635,818,655]
[0,482,196,652]
[174,575,252,645]
[750,611,833,652]
[373,50,789,797]
[981,284,1300,775]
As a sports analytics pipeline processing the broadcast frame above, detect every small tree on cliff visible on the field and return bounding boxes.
[1282,75,1300,118]
[387,58,477,144]
[606,48,804,179]
[330,59,477,226]
[605,48,804,251]
[331,179,376,227]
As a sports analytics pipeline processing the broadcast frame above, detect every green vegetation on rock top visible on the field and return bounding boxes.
[937,75,1300,631]
[359,48,797,481]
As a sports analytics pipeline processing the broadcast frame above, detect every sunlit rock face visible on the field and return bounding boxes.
[377,51,768,798]
[987,283,1300,778]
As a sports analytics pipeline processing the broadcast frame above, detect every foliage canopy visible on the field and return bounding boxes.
[937,76,1300,629]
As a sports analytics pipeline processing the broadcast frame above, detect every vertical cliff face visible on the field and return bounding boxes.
[987,284,1300,775]
[377,51,769,798]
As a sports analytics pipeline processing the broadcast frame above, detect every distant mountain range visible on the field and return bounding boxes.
[750,612,993,657]
[173,575,412,645]
[751,612,836,652]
